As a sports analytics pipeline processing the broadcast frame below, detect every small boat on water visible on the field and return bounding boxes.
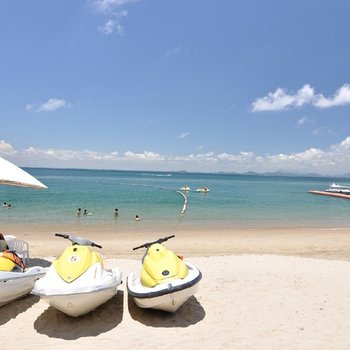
[180,186,191,191]
[195,187,210,193]
[325,183,350,195]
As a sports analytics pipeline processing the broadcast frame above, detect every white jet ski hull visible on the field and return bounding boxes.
[33,265,122,317]
[40,285,119,317]
[0,267,47,307]
[127,263,202,312]
[132,282,199,312]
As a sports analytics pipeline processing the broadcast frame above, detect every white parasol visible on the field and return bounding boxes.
[0,156,47,189]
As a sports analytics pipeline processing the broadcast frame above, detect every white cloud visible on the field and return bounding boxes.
[339,136,350,149]
[123,151,165,161]
[98,19,124,35]
[25,104,34,111]
[266,148,325,163]
[0,140,17,155]
[313,84,350,108]
[331,136,350,151]
[37,98,70,112]
[297,116,312,126]
[4,136,350,175]
[24,147,120,162]
[193,152,217,163]
[252,84,350,111]
[91,0,134,13]
[312,127,334,136]
[217,151,255,162]
[179,132,190,139]
[165,46,182,57]
[252,85,314,112]
[98,10,127,35]
[99,19,115,35]
[91,0,134,35]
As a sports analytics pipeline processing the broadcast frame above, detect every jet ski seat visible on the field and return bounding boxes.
[6,237,30,266]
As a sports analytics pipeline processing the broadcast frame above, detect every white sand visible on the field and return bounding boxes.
[1,254,350,349]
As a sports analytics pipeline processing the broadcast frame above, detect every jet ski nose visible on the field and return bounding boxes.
[149,244,168,257]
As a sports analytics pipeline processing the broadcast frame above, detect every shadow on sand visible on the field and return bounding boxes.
[0,294,40,326]
[128,295,205,328]
[28,258,52,268]
[34,292,124,339]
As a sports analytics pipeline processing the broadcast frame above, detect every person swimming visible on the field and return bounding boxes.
[76,208,82,216]
[114,208,119,216]
[83,209,88,215]
[135,214,140,221]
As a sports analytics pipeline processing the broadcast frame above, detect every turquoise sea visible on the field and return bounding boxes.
[0,168,350,232]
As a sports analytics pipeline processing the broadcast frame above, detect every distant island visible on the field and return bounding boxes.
[22,166,350,179]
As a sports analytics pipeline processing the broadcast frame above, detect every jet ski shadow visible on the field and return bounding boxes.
[34,291,124,339]
[128,295,205,328]
[29,258,52,268]
[0,294,40,326]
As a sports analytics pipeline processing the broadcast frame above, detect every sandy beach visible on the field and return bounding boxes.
[1,227,350,349]
[8,226,350,261]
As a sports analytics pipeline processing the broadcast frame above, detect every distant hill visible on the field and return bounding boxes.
[216,171,345,178]
[24,166,350,179]
[253,171,323,178]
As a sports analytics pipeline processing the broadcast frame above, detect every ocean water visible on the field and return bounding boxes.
[0,168,350,232]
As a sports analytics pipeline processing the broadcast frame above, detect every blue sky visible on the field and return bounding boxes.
[1,0,350,175]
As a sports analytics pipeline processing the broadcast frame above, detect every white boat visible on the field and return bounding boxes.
[195,187,210,193]
[127,235,202,313]
[32,234,122,317]
[0,267,46,307]
[325,183,350,194]
[180,186,191,191]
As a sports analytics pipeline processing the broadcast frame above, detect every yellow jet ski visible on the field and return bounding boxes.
[0,235,46,307]
[127,235,202,312]
[32,233,122,317]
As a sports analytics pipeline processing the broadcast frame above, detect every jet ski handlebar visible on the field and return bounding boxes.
[55,233,102,249]
[91,242,102,249]
[132,234,175,251]
[55,233,69,239]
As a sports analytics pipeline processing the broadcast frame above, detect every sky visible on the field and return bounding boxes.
[1,0,350,175]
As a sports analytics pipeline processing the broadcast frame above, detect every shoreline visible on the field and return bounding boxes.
[4,226,350,262]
